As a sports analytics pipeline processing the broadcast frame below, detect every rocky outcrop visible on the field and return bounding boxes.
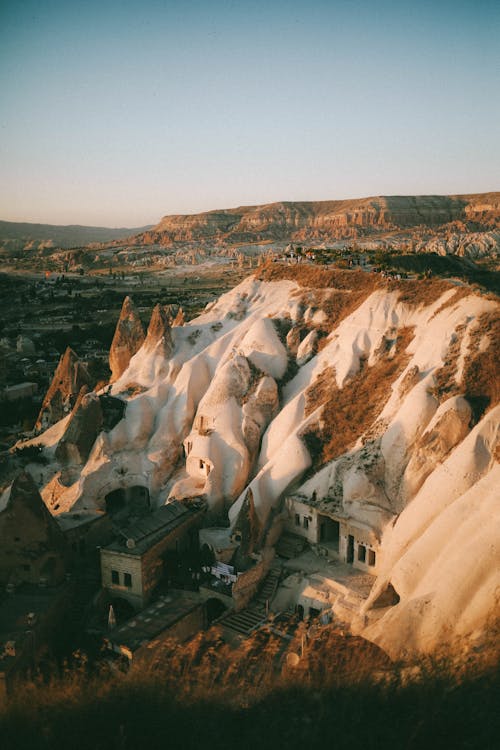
[55,387,103,465]
[144,303,173,357]
[132,193,500,246]
[172,306,185,327]
[400,396,472,502]
[109,296,145,382]
[36,347,94,431]
[0,471,66,586]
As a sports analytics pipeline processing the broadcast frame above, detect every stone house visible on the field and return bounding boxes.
[100,501,204,610]
[105,591,204,663]
[284,495,380,574]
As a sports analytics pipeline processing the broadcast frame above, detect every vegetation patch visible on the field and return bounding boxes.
[431,310,500,420]
[303,327,414,467]
[0,624,498,750]
[461,311,500,414]
[393,276,453,307]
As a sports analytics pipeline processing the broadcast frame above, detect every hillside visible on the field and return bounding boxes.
[133,193,500,251]
[10,264,499,660]
[0,219,153,250]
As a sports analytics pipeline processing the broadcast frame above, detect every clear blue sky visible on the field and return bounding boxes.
[1,0,499,226]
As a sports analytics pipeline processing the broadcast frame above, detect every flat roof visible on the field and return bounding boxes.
[107,591,202,654]
[103,501,203,556]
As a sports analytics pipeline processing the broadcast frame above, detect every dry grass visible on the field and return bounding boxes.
[257,264,387,339]
[431,310,500,418]
[433,323,467,401]
[430,286,474,319]
[393,277,453,307]
[303,327,414,466]
[255,263,382,291]
[461,310,500,411]
[1,621,498,750]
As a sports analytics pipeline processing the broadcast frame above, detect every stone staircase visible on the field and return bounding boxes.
[218,568,283,641]
[217,606,266,639]
[253,568,281,610]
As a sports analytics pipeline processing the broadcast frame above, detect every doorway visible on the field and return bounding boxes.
[347,534,354,564]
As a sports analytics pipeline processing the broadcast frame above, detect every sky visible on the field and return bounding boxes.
[0,0,499,226]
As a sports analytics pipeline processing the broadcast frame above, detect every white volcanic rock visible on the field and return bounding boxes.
[238,317,288,379]
[22,270,499,657]
[362,408,499,658]
[400,395,472,503]
[296,329,318,366]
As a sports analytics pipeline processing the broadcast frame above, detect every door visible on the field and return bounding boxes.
[347,535,354,564]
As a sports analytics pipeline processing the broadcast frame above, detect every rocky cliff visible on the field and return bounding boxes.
[134,193,500,246]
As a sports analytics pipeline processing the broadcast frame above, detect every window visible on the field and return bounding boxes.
[303,517,309,530]
[295,513,300,527]
[368,549,376,567]
[111,570,119,585]
[199,459,204,470]
[124,572,132,588]
[22,564,30,572]
[358,544,366,563]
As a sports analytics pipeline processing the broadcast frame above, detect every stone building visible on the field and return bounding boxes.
[100,501,204,609]
[105,591,204,663]
[284,495,380,574]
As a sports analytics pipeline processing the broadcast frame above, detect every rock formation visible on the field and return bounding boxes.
[132,193,500,248]
[55,386,103,465]
[21,266,500,658]
[144,303,173,357]
[0,471,66,586]
[36,347,94,432]
[109,296,145,382]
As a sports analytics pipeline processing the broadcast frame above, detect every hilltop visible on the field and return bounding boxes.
[0,220,153,251]
[129,193,500,259]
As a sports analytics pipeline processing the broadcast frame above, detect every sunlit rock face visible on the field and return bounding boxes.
[143,303,173,358]
[134,194,500,256]
[109,296,145,382]
[22,267,500,658]
[36,347,94,431]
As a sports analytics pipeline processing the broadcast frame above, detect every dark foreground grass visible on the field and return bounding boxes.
[1,668,499,750]
[1,626,499,750]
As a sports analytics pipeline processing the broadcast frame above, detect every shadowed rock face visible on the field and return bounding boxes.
[109,296,145,382]
[36,347,94,431]
[55,387,103,465]
[0,471,66,586]
[55,389,127,465]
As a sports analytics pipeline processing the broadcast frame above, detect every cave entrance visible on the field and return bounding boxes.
[105,486,150,516]
[318,516,340,550]
[205,598,228,625]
